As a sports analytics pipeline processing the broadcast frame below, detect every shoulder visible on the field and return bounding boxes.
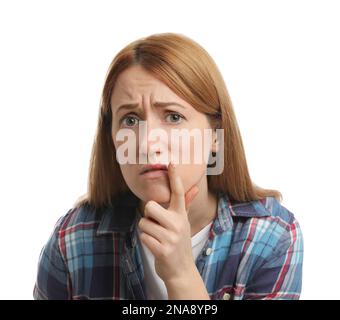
[256,196,303,256]
[256,196,303,242]
[262,196,302,245]
[52,203,102,237]
[230,194,299,226]
[230,195,303,256]
[253,197,297,229]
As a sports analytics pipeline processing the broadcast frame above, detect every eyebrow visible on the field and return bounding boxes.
[114,101,186,115]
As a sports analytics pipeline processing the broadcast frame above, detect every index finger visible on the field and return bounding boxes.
[168,162,186,213]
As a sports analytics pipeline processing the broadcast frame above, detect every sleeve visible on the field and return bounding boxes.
[33,216,72,300]
[243,218,304,300]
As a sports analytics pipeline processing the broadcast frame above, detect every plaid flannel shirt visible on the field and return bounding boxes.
[33,191,303,300]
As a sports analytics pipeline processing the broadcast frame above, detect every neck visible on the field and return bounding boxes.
[187,183,218,237]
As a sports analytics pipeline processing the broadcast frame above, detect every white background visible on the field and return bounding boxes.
[0,0,339,300]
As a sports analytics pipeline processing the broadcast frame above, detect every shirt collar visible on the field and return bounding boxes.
[96,190,272,236]
[212,191,272,235]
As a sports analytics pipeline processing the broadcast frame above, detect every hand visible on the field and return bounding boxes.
[138,162,199,283]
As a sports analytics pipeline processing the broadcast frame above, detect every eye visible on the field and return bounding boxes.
[121,115,139,127]
[165,112,184,124]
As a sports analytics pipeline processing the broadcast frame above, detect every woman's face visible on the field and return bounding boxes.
[111,65,216,206]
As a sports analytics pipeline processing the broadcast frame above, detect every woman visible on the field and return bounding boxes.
[33,32,303,300]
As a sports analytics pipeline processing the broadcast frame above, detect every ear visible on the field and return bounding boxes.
[211,129,219,153]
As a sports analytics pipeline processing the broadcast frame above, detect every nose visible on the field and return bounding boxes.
[138,117,169,164]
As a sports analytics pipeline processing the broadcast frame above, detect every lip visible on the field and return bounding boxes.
[140,164,168,174]
[140,169,168,179]
[140,164,168,179]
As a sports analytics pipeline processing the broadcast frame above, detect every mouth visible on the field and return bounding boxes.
[140,164,168,176]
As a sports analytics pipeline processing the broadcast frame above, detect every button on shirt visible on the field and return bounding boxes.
[33,191,304,300]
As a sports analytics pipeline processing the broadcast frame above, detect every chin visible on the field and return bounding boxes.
[137,185,171,204]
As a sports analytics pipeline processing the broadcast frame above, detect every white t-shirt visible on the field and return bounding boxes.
[136,214,213,300]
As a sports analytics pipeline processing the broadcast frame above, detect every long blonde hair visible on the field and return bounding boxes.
[74,32,282,209]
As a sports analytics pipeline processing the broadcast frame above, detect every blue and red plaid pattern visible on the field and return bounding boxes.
[33,191,303,300]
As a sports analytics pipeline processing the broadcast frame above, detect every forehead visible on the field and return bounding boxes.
[111,65,180,102]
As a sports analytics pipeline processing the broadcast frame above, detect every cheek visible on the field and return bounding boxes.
[119,165,137,185]
[113,129,140,164]
[171,133,211,166]
[177,163,206,190]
